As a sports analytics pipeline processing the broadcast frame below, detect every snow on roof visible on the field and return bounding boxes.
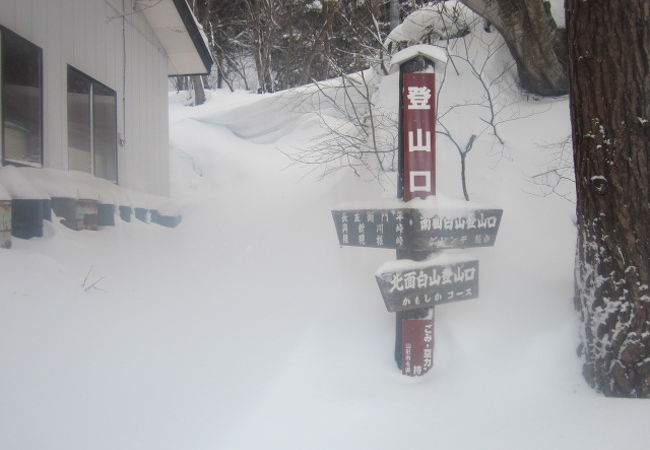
[140,0,213,76]
[389,44,448,72]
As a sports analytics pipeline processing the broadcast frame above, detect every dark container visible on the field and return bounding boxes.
[52,197,82,230]
[78,199,99,230]
[151,210,182,228]
[0,200,11,248]
[98,204,116,226]
[119,205,132,222]
[134,207,149,223]
[11,199,44,238]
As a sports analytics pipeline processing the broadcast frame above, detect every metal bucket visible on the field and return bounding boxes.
[77,199,98,230]
[11,199,44,239]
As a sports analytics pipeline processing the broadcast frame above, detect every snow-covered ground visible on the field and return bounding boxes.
[3,44,650,450]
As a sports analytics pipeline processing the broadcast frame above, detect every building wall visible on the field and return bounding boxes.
[0,0,170,196]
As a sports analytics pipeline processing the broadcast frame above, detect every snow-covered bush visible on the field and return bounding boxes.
[386,1,479,50]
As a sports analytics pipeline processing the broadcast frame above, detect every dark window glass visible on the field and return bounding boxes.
[2,29,42,165]
[66,66,117,183]
[93,82,117,182]
[67,68,92,173]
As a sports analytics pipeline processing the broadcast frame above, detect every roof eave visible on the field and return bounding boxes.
[170,0,213,76]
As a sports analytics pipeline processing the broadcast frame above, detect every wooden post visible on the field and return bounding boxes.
[395,55,437,371]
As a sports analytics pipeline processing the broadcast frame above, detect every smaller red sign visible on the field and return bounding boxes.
[401,317,434,376]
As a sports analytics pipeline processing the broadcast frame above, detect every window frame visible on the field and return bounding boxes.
[66,65,118,183]
[0,25,44,168]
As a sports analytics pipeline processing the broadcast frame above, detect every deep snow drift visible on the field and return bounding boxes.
[2,45,650,450]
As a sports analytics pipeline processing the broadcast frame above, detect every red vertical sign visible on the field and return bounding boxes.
[401,318,434,376]
[402,73,436,201]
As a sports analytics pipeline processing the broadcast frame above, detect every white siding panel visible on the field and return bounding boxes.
[0,1,17,31]
[94,2,107,86]
[60,0,74,68]
[1,0,171,196]
[72,0,83,67]
[31,0,47,46]
[44,0,65,169]
[14,0,32,40]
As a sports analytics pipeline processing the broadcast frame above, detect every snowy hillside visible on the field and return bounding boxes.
[2,29,650,450]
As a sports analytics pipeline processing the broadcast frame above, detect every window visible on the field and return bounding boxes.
[1,27,43,166]
[67,66,117,183]
[67,67,92,173]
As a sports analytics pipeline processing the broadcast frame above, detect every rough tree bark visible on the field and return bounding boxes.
[244,0,277,93]
[459,0,568,96]
[567,0,650,397]
[191,75,206,106]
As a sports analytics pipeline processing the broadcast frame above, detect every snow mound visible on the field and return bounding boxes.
[387,1,478,45]
[188,70,381,144]
[0,166,49,199]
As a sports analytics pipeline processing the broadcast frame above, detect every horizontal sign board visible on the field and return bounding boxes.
[331,209,406,249]
[332,208,502,251]
[376,259,479,312]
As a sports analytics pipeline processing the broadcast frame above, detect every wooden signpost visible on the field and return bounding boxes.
[331,46,503,377]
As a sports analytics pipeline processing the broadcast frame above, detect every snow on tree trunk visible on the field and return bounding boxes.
[459,0,568,96]
[567,0,650,397]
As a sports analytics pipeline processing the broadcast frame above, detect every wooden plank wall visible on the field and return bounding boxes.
[0,0,171,196]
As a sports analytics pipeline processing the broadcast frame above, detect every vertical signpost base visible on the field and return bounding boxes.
[401,309,434,376]
[394,244,436,375]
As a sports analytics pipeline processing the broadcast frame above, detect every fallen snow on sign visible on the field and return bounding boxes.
[389,44,448,72]
[376,252,476,276]
[335,193,499,213]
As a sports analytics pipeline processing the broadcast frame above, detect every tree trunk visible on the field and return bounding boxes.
[191,75,206,105]
[389,0,400,30]
[244,0,276,93]
[460,0,568,96]
[567,0,650,397]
